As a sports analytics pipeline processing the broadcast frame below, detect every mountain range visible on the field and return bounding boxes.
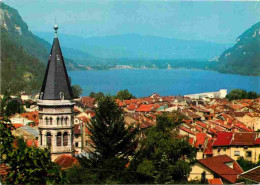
[0,1,259,96]
[35,32,231,64]
[218,21,260,76]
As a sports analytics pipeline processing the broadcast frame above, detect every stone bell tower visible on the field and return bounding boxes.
[38,25,75,160]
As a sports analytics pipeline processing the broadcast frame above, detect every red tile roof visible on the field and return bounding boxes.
[20,111,39,125]
[54,154,78,169]
[12,123,24,129]
[239,166,260,183]
[80,97,96,107]
[234,122,253,132]
[26,139,38,147]
[231,133,257,146]
[213,132,233,146]
[180,126,195,135]
[195,125,202,132]
[124,99,138,105]
[116,99,125,107]
[195,133,206,148]
[126,104,138,111]
[136,104,155,112]
[208,178,223,185]
[196,121,208,129]
[255,138,260,145]
[198,155,243,183]
[204,138,213,155]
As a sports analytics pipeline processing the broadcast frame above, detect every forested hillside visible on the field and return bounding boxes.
[0,2,84,95]
[218,21,260,76]
[1,30,45,94]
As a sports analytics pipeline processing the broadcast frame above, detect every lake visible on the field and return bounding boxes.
[68,69,260,97]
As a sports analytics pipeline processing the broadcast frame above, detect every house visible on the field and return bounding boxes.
[213,132,260,163]
[12,125,39,140]
[189,155,243,183]
[239,165,260,183]
[80,96,96,108]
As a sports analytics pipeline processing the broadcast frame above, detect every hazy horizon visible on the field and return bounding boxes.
[3,0,260,44]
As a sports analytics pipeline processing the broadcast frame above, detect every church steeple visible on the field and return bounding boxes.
[40,25,73,100]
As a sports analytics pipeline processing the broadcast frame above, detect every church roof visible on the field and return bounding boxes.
[40,25,73,100]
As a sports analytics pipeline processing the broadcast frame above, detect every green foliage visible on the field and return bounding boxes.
[1,29,45,94]
[5,139,64,184]
[71,84,83,99]
[5,99,25,117]
[236,157,260,172]
[0,118,14,164]
[65,166,100,184]
[218,22,260,76]
[115,89,135,100]
[87,96,138,160]
[0,116,64,184]
[226,89,259,101]
[75,96,138,183]
[130,112,196,183]
[89,91,105,100]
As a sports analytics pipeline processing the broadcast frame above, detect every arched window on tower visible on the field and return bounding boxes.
[63,132,68,146]
[60,92,64,100]
[57,132,62,146]
[45,117,49,125]
[46,132,52,146]
[61,117,64,125]
[50,117,53,125]
[57,117,60,125]
[64,117,68,125]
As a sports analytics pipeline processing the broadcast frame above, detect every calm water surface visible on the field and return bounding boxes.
[68,69,260,97]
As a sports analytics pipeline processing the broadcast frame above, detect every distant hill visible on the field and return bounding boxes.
[0,29,45,94]
[34,32,231,62]
[0,2,83,71]
[218,21,260,76]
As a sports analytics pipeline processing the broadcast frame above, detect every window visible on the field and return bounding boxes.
[61,117,63,125]
[46,132,52,146]
[246,151,252,158]
[45,117,49,125]
[65,117,68,125]
[57,132,62,146]
[234,151,240,156]
[63,132,68,146]
[223,147,227,152]
[218,147,221,153]
[60,92,64,100]
[75,142,78,147]
[50,117,53,125]
[57,117,60,125]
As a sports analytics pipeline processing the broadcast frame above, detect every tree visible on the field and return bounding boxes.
[0,117,65,184]
[116,89,135,100]
[226,89,259,101]
[248,91,258,99]
[5,99,25,117]
[130,112,196,184]
[72,84,83,99]
[89,91,105,100]
[77,96,138,183]
[236,157,260,171]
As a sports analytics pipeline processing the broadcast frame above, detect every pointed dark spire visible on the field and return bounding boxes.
[40,25,73,100]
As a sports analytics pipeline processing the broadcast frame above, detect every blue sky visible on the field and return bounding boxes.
[4,0,260,43]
